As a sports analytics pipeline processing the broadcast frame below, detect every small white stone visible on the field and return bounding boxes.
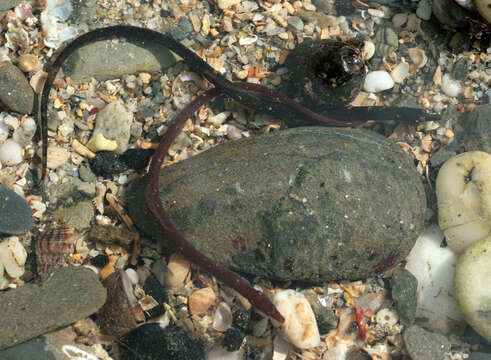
[0,139,23,166]
[363,71,394,93]
[390,62,410,83]
[272,289,320,349]
[362,41,375,61]
[217,0,240,10]
[441,74,462,97]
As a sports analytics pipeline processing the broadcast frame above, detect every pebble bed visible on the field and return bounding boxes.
[0,0,490,359]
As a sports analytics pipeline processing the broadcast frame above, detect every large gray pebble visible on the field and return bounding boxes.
[0,185,34,234]
[0,63,34,114]
[62,39,177,84]
[0,267,106,350]
[128,127,425,282]
[403,325,450,360]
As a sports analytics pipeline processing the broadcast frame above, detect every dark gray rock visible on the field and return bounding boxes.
[454,105,491,153]
[452,58,470,81]
[127,127,426,282]
[62,39,177,84]
[0,0,21,11]
[469,352,491,360]
[0,267,106,350]
[432,0,468,28]
[0,63,34,114]
[403,325,450,360]
[391,268,418,328]
[0,185,34,235]
[0,337,55,360]
[169,16,193,41]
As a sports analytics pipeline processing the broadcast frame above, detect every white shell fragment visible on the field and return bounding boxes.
[271,289,320,349]
[408,48,428,69]
[441,74,462,97]
[46,146,68,169]
[436,151,491,254]
[363,71,395,93]
[165,253,191,287]
[362,41,375,61]
[390,62,410,83]
[454,235,491,342]
[40,0,77,48]
[375,308,399,327]
[0,236,27,280]
[213,302,233,332]
[0,139,23,166]
[406,226,463,334]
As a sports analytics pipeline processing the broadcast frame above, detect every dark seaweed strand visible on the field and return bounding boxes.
[145,88,285,323]
[39,25,353,182]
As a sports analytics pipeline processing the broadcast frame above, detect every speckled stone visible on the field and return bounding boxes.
[0,267,106,350]
[403,325,450,360]
[391,268,418,328]
[128,127,425,282]
[0,63,34,114]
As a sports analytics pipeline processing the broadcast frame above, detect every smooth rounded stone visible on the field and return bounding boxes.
[454,236,491,342]
[55,200,94,231]
[442,74,462,97]
[0,63,34,114]
[454,105,491,153]
[0,184,34,234]
[403,325,451,360]
[391,268,418,328]
[432,0,468,27]
[62,39,177,84]
[0,267,106,350]
[0,0,22,10]
[90,100,133,154]
[122,323,205,360]
[0,139,23,166]
[363,70,395,93]
[127,127,425,282]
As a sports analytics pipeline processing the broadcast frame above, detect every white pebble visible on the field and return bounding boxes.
[0,139,23,166]
[363,71,395,93]
[442,74,462,97]
[271,290,320,349]
[0,237,27,279]
[13,116,37,147]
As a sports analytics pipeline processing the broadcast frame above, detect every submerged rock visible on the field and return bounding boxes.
[127,127,425,282]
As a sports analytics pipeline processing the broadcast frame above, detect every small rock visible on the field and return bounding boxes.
[119,148,154,170]
[391,268,418,328]
[17,54,40,72]
[287,16,304,31]
[363,71,394,93]
[88,151,129,176]
[403,325,450,360]
[451,58,470,81]
[442,74,462,97]
[217,0,240,10]
[272,289,320,349]
[122,323,205,360]
[222,327,245,352]
[0,267,106,349]
[0,139,23,166]
[416,0,432,20]
[0,236,27,281]
[454,105,491,153]
[454,236,491,342]
[188,287,217,315]
[55,200,94,231]
[0,63,34,114]
[165,253,191,287]
[90,100,133,154]
[0,184,34,235]
[78,162,97,182]
[12,116,36,147]
[46,146,68,169]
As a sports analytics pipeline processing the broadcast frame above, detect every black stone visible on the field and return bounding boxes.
[391,268,418,328]
[119,149,155,171]
[222,327,244,352]
[245,344,262,360]
[90,254,110,268]
[232,308,251,333]
[122,323,205,360]
[89,151,128,176]
[0,184,34,235]
[143,273,169,304]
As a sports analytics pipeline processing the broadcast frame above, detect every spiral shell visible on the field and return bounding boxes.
[35,220,74,282]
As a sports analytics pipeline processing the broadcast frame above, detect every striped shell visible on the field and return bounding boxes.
[35,221,74,282]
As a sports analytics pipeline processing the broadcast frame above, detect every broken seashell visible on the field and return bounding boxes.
[165,253,191,287]
[271,289,320,349]
[212,302,233,332]
[408,48,427,69]
[362,41,375,61]
[375,308,399,327]
[17,54,40,72]
[436,151,491,254]
[0,236,27,279]
[363,70,394,93]
[188,287,217,315]
[390,61,410,84]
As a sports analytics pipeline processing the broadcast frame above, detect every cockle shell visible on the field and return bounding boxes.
[35,220,74,282]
